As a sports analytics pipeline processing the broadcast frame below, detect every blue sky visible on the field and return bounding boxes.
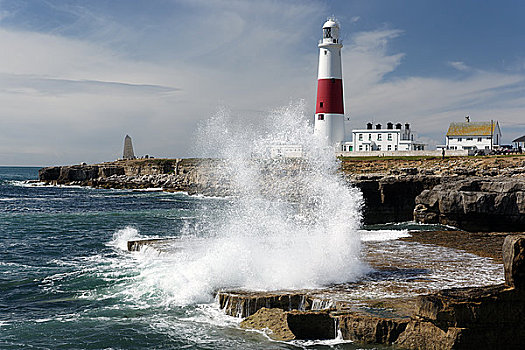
[1,0,524,165]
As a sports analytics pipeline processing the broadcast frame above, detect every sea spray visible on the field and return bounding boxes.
[122,102,367,305]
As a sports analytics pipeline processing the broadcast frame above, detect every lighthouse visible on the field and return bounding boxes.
[314,18,345,149]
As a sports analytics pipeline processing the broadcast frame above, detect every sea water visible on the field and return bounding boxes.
[0,105,504,349]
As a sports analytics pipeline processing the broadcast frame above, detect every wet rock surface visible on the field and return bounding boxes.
[125,228,525,347]
[400,231,508,263]
[216,234,525,349]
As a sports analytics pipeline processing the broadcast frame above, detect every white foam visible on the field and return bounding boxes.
[115,103,367,306]
[108,227,142,251]
[8,180,86,189]
[359,229,411,242]
[132,188,164,192]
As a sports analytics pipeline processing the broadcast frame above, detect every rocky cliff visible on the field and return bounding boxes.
[414,177,525,231]
[39,156,525,231]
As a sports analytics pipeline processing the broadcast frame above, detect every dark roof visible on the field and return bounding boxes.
[513,135,525,143]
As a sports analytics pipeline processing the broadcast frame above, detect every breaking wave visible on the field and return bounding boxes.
[116,102,367,305]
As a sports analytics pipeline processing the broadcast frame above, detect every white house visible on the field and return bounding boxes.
[348,122,426,152]
[440,117,501,151]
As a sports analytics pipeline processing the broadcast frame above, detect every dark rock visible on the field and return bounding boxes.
[127,238,179,252]
[355,175,440,224]
[394,321,462,350]
[38,166,61,181]
[287,310,335,340]
[217,290,311,318]
[240,308,335,341]
[336,312,409,344]
[503,235,525,288]
[414,177,525,231]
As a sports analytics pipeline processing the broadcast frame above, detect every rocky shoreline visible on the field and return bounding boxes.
[37,156,525,348]
[126,234,525,349]
[39,155,525,231]
[218,235,525,349]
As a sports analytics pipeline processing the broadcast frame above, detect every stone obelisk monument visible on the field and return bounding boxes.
[123,135,136,160]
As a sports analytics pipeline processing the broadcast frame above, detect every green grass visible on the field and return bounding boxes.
[338,155,444,161]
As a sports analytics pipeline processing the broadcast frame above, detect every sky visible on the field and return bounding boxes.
[1,0,525,166]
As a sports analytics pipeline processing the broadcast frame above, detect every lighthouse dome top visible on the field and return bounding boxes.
[321,17,340,41]
[322,19,339,29]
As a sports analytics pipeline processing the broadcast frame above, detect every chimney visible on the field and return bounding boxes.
[376,123,382,130]
[367,122,373,130]
[387,122,393,129]
[405,123,410,130]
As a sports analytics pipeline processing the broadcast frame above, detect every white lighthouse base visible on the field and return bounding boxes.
[314,113,345,150]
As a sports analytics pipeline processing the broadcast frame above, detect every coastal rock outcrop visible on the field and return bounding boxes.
[503,234,525,288]
[39,156,525,231]
[240,308,335,341]
[214,234,525,349]
[414,177,525,231]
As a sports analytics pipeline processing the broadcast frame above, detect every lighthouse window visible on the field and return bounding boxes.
[324,50,327,55]
[318,114,324,120]
[323,27,332,39]
[319,102,323,108]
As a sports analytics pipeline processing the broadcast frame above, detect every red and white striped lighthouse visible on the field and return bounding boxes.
[314,18,345,149]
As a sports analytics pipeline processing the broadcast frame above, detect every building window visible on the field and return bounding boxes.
[387,133,392,141]
[388,145,392,151]
[319,102,323,108]
[478,137,482,142]
[368,134,372,140]
[466,137,473,141]
[377,134,382,141]
[324,50,327,55]
[358,134,363,141]
[377,145,381,151]
[395,145,398,150]
[318,114,324,120]
[359,145,363,151]
[458,137,462,142]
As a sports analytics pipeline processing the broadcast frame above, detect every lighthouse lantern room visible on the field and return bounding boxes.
[314,18,345,149]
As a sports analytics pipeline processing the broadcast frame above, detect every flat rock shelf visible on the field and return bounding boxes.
[126,234,525,349]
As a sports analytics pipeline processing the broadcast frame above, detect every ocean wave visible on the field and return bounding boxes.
[107,227,143,251]
[359,229,411,242]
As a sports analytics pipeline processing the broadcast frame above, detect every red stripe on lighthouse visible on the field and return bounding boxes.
[315,78,344,114]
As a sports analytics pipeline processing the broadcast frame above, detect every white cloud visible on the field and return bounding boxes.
[343,33,525,146]
[0,0,524,164]
[448,61,471,72]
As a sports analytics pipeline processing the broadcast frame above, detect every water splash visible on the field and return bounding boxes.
[124,102,367,305]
